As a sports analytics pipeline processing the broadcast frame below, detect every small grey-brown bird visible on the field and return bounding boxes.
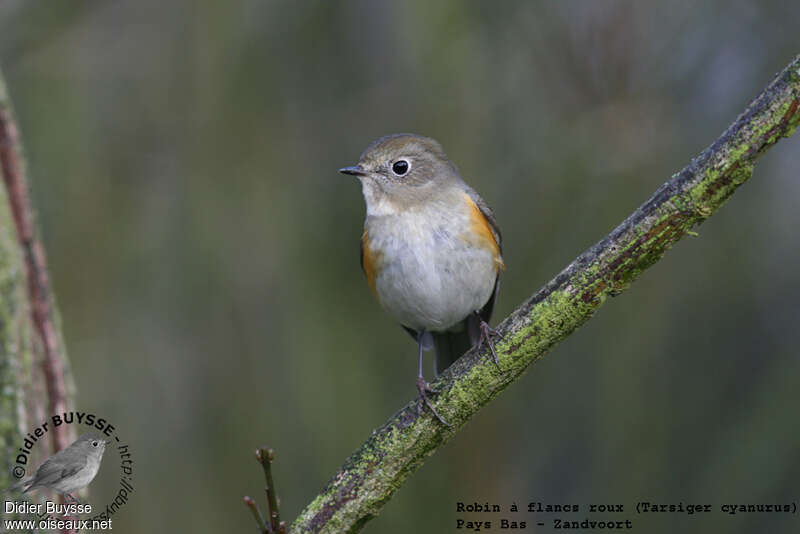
[9,432,109,500]
[341,134,504,425]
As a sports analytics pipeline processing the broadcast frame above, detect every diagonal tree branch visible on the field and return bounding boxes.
[289,55,800,533]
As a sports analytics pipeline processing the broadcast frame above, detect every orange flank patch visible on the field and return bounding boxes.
[463,193,505,272]
[361,230,381,296]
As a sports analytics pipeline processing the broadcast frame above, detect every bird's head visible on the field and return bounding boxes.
[340,133,461,216]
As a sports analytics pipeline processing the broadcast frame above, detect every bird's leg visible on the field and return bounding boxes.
[416,331,450,426]
[61,494,80,522]
[475,312,502,370]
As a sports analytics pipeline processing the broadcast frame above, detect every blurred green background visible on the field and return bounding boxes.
[2,1,799,533]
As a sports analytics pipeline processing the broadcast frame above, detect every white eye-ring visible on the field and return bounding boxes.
[391,158,411,176]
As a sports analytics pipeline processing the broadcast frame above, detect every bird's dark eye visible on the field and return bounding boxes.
[392,160,409,176]
[92,441,99,447]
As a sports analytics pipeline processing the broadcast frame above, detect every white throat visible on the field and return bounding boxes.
[360,179,401,217]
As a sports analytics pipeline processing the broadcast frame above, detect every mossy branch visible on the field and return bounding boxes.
[288,54,800,533]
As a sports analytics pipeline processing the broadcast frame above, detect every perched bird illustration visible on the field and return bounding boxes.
[9,432,109,501]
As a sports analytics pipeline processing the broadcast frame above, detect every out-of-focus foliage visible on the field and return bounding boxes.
[1,2,798,533]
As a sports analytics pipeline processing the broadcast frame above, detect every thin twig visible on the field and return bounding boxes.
[244,496,270,534]
[257,447,281,531]
[245,447,286,533]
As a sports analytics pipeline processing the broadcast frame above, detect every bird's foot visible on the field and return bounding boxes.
[478,320,502,370]
[416,376,450,427]
[57,494,84,523]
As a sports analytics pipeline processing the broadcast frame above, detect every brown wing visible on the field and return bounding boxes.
[27,452,86,489]
[464,186,502,254]
[463,186,503,325]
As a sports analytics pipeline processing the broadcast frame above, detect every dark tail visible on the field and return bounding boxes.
[7,476,31,494]
[432,315,480,376]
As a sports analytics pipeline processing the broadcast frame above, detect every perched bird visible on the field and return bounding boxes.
[9,432,109,501]
[340,133,504,425]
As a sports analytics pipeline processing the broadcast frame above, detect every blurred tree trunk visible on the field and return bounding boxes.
[0,141,33,492]
[0,68,74,497]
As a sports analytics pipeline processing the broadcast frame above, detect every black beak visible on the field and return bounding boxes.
[339,165,367,176]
